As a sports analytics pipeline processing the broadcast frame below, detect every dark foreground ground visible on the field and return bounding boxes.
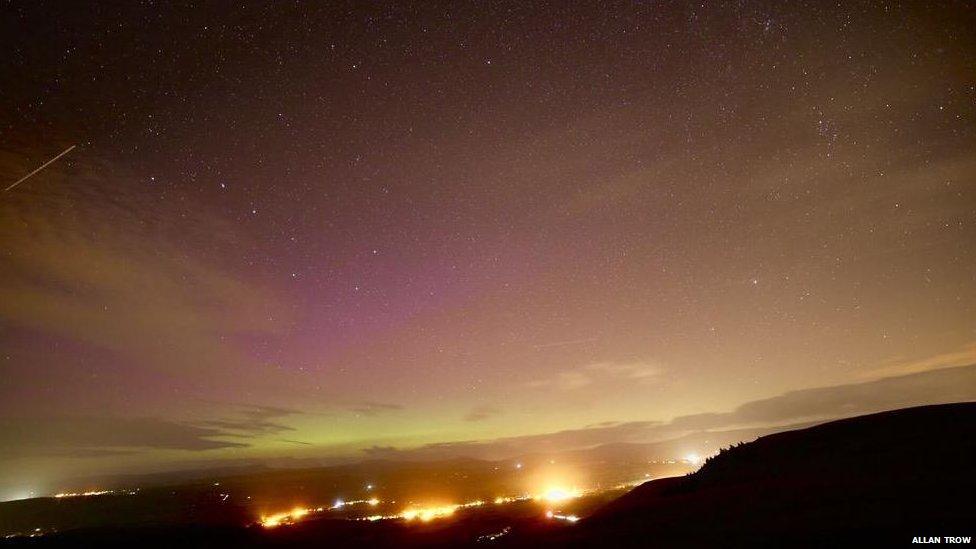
[4,402,974,547]
[533,402,976,547]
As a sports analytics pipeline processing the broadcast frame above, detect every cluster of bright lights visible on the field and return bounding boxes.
[331,497,380,509]
[261,483,605,529]
[260,507,310,528]
[400,505,458,522]
[262,498,492,528]
[493,494,533,505]
[545,510,580,523]
[3,527,48,540]
[53,490,119,498]
[401,499,485,522]
[261,497,385,528]
[360,514,399,522]
[477,526,512,542]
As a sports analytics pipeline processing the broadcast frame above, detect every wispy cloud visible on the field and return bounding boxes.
[0,404,309,459]
[0,417,248,459]
[196,404,300,437]
[528,360,662,390]
[857,342,976,380]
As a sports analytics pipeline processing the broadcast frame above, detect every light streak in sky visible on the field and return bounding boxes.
[4,145,76,192]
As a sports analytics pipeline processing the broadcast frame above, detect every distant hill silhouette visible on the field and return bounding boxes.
[535,402,975,547]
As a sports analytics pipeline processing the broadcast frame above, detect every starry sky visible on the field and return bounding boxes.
[1,1,975,498]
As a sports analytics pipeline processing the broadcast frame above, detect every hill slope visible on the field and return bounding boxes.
[539,402,975,547]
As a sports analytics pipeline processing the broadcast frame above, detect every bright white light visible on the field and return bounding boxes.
[539,487,581,503]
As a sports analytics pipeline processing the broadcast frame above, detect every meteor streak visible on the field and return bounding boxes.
[4,144,76,192]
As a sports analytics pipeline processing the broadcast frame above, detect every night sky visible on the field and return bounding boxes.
[1,1,975,499]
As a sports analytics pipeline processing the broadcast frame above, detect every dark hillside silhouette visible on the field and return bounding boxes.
[540,402,976,547]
